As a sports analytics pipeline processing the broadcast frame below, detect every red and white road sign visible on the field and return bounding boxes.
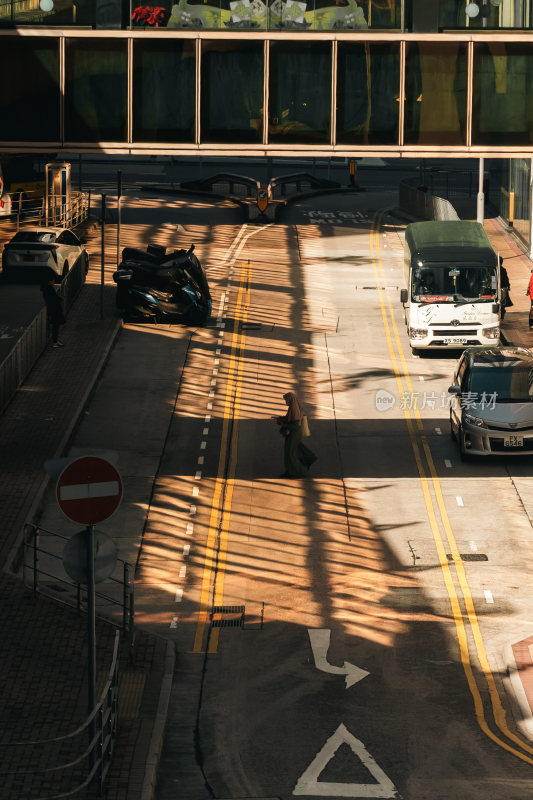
[56,456,122,525]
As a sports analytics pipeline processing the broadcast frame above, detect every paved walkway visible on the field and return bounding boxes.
[2,206,533,799]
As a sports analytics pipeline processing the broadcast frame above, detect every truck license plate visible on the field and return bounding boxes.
[504,435,523,447]
[443,337,467,345]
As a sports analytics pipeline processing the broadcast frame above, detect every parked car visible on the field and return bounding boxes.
[449,346,533,459]
[1,227,88,283]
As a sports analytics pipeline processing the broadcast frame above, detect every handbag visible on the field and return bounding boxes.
[301,415,311,438]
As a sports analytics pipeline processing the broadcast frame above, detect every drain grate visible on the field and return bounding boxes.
[239,322,262,331]
[447,553,488,562]
[211,605,245,628]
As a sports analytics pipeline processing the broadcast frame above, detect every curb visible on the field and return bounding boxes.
[141,639,176,800]
[7,317,123,575]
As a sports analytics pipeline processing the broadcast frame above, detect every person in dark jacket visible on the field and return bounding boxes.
[40,278,66,347]
[276,391,316,478]
[499,257,512,319]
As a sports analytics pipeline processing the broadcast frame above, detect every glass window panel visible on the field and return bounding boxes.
[201,41,264,142]
[65,39,127,142]
[473,43,533,145]
[268,42,331,144]
[439,0,533,30]
[337,42,400,145]
[404,42,467,145]
[266,0,400,31]
[0,37,59,142]
[133,40,195,142]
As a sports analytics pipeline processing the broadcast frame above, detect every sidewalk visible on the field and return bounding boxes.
[0,221,174,800]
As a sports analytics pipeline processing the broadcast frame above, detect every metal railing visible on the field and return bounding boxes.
[24,523,135,659]
[0,190,89,233]
[0,253,87,415]
[0,630,120,800]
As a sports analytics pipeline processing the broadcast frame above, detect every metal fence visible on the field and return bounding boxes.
[24,523,135,660]
[0,190,90,232]
[0,630,120,800]
[0,253,87,415]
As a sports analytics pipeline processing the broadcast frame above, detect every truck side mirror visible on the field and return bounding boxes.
[400,289,408,304]
[448,385,461,396]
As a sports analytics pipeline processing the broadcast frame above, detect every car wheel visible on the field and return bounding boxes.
[450,412,457,441]
[459,427,472,462]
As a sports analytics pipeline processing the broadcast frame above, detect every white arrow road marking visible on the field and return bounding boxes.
[293,724,398,798]
[308,629,370,689]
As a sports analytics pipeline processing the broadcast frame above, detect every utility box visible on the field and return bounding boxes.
[45,162,71,226]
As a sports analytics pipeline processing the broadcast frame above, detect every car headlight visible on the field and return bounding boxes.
[409,327,428,340]
[464,413,487,428]
[482,326,500,339]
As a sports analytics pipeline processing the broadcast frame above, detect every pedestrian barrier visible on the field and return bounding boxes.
[0,190,90,233]
[24,523,135,661]
[399,180,460,222]
[0,630,120,800]
[0,252,87,416]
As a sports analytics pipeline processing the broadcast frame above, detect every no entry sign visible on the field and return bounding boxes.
[56,456,123,525]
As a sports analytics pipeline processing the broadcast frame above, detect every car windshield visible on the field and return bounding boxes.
[468,363,533,402]
[11,231,56,244]
[411,265,497,303]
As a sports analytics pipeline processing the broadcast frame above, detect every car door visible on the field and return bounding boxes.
[56,230,81,273]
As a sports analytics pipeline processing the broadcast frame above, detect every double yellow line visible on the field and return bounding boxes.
[370,208,533,763]
[192,259,252,654]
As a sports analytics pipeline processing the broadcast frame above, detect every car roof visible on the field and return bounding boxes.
[464,346,533,366]
[16,227,67,234]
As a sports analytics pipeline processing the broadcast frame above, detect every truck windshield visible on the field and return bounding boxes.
[411,265,497,303]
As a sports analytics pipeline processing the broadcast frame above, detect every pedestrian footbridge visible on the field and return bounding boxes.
[3,30,533,158]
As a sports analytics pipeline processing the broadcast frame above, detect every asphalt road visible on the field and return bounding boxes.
[148,190,533,800]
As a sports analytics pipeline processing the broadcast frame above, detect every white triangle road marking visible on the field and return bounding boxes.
[293,723,398,798]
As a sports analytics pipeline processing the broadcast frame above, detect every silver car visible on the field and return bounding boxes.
[449,346,533,459]
[1,226,88,283]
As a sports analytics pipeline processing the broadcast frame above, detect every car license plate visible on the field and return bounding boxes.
[504,435,523,447]
[443,337,467,345]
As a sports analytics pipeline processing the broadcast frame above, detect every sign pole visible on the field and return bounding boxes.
[86,523,96,768]
[116,171,122,268]
[101,193,106,320]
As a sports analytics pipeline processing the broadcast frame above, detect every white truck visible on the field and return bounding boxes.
[400,220,501,353]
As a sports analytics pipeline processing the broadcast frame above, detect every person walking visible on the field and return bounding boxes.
[499,257,512,319]
[275,391,316,478]
[40,278,66,347]
[526,269,533,328]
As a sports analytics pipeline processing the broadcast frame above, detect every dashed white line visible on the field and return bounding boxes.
[435,427,442,435]
[203,427,209,435]
[175,588,183,602]
[189,505,197,516]
[209,391,215,398]
[214,358,220,365]
[179,566,186,578]
[419,376,425,382]
[212,368,219,376]
[216,349,221,355]
[484,590,494,604]
[444,459,452,468]
[170,616,178,629]
[183,544,190,556]
[186,522,194,535]
[195,471,202,480]
[205,415,211,423]
[207,402,213,410]
[200,441,207,450]
[470,541,478,551]
[456,496,464,507]
[198,456,204,465]
[211,379,217,386]
[192,486,199,497]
